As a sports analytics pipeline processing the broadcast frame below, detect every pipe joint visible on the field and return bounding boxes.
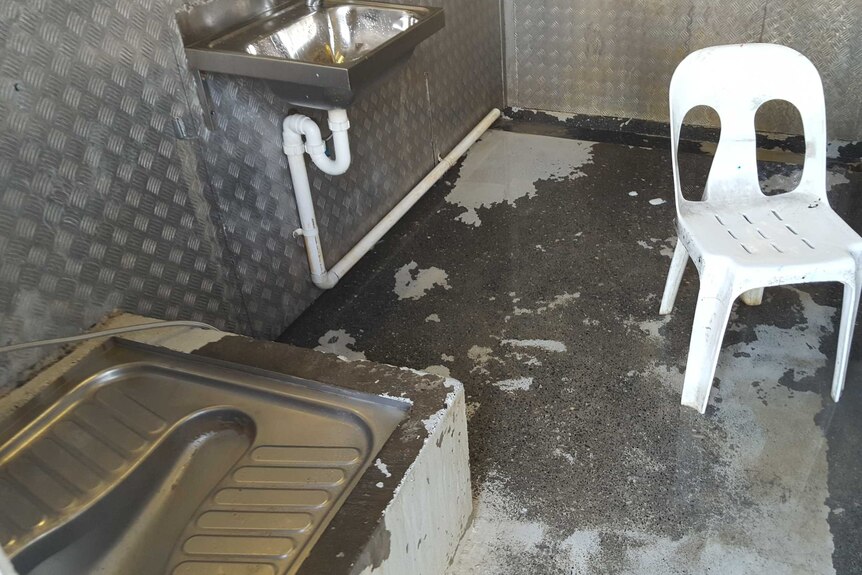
[305,141,328,157]
[283,142,305,156]
[283,111,351,176]
[284,114,317,137]
[327,108,349,128]
[312,271,339,290]
[328,118,350,133]
[282,118,305,156]
[292,227,319,239]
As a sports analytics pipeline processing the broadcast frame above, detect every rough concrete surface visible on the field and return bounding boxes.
[281,126,862,574]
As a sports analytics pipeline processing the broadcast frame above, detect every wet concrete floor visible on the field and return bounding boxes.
[281,122,862,574]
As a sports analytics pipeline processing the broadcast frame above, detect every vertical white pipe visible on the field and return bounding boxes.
[285,152,328,283]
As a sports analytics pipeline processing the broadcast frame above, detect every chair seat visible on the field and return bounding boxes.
[678,194,862,278]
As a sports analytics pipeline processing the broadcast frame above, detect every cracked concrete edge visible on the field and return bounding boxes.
[352,379,471,575]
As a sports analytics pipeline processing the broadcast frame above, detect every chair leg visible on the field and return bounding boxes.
[740,288,764,306]
[660,240,688,315]
[681,279,735,414]
[832,278,862,402]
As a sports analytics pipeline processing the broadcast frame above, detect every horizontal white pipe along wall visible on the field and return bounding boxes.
[284,108,502,289]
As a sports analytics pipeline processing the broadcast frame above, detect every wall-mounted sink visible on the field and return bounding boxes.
[178,0,445,111]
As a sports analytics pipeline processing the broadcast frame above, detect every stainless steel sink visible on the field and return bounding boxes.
[0,340,408,575]
[178,0,445,110]
[230,5,421,65]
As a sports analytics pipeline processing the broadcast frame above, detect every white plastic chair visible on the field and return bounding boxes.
[660,43,862,414]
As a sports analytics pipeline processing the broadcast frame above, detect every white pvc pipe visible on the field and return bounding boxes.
[283,109,351,176]
[284,108,501,289]
[285,149,329,286]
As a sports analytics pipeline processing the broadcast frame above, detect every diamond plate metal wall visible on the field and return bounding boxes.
[0,0,251,391]
[0,0,504,389]
[185,0,505,339]
[504,0,862,140]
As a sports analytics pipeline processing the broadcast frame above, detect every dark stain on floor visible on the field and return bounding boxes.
[281,123,862,574]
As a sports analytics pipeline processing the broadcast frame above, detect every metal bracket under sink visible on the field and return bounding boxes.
[191,70,217,130]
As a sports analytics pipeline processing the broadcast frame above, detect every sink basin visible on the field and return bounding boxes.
[179,0,445,109]
[0,340,408,575]
[233,5,421,65]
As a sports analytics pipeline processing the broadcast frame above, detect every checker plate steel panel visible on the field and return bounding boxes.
[505,0,862,140]
[0,0,505,387]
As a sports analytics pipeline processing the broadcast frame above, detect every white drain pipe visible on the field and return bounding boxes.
[284,107,501,289]
[283,109,352,176]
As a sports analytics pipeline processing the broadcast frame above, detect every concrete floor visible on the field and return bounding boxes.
[281,121,862,575]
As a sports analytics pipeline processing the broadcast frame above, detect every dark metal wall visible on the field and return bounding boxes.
[0,0,504,390]
[503,0,862,140]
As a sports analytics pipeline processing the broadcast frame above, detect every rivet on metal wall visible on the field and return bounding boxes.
[172,116,195,140]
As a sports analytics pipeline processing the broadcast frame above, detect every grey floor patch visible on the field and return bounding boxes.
[282,129,862,574]
[444,131,594,227]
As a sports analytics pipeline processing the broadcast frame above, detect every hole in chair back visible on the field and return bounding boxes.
[677,105,720,202]
[755,99,804,196]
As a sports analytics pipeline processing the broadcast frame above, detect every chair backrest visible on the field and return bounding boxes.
[669,44,827,207]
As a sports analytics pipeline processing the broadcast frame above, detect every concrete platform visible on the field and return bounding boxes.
[0,314,471,575]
